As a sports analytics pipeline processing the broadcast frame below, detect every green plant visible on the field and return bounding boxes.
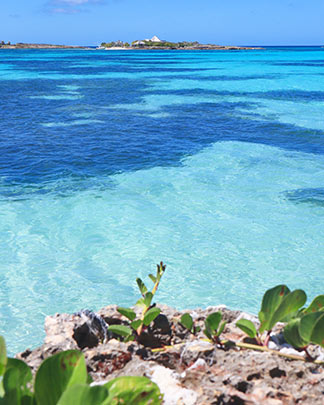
[203,312,226,344]
[0,336,162,404]
[180,313,201,335]
[236,285,307,346]
[108,262,166,342]
[283,296,324,359]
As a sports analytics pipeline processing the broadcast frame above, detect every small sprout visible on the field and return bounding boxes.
[117,307,136,321]
[204,312,226,345]
[108,262,166,341]
[143,307,161,327]
[180,313,201,335]
[136,278,148,296]
[236,319,261,344]
[108,325,133,339]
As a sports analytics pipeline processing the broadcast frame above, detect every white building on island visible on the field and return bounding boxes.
[150,35,162,42]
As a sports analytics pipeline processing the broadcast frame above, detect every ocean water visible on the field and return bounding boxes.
[0,47,324,354]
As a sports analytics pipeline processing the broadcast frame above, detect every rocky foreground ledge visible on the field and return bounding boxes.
[17,305,324,405]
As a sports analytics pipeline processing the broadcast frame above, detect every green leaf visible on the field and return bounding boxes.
[216,321,227,337]
[268,289,307,331]
[136,298,146,308]
[143,292,153,308]
[34,350,87,405]
[136,278,148,296]
[117,307,136,321]
[309,312,324,347]
[143,307,161,326]
[3,359,33,404]
[180,313,194,332]
[259,285,290,333]
[0,336,7,377]
[304,295,324,314]
[284,319,308,349]
[299,311,324,347]
[205,312,222,334]
[203,329,212,340]
[299,311,323,342]
[148,274,157,284]
[236,319,257,339]
[130,319,142,330]
[58,384,108,405]
[108,325,132,338]
[3,368,21,405]
[104,376,162,404]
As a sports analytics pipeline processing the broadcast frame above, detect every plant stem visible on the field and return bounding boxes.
[304,347,315,361]
[151,340,324,365]
[137,263,164,336]
[263,330,271,347]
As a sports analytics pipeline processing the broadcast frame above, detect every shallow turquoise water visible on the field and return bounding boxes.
[0,47,324,354]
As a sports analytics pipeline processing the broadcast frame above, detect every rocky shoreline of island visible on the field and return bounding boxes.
[0,42,90,50]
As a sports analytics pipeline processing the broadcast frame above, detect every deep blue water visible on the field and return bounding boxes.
[0,47,324,354]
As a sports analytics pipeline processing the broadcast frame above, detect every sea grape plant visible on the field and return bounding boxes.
[180,313,201,335]
[0,336,162,405]
[203,312,227,345]
[236,285,307,346]
[108,262,166,341]
[283,295,324,358]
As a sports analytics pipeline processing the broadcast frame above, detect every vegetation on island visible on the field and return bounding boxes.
[100,39,205,50]
[99,38,259,50]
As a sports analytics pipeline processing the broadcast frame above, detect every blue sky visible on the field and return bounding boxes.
[1,0,324,46]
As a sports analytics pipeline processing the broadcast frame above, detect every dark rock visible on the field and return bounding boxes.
[215,393,246,405]
[247,372,262,381]
[153,313,171,334]
[73,309,110,349]
[269,367,287,378]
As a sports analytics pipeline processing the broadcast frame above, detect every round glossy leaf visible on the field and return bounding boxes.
[299,312,324,343]
[58,384,108,405]
[268,289,306,331]
[304,295,324,314]
[309,312,324,347]
[284,319,308,349]
[259,285,290,333]
[35,350,87,405]
[104,376,162,405]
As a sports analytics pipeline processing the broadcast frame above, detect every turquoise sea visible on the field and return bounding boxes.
[0,47,324,354]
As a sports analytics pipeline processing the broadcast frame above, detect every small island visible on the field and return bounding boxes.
[0,36,262,51]
[99,35,262,50]
[0,41,88,50]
